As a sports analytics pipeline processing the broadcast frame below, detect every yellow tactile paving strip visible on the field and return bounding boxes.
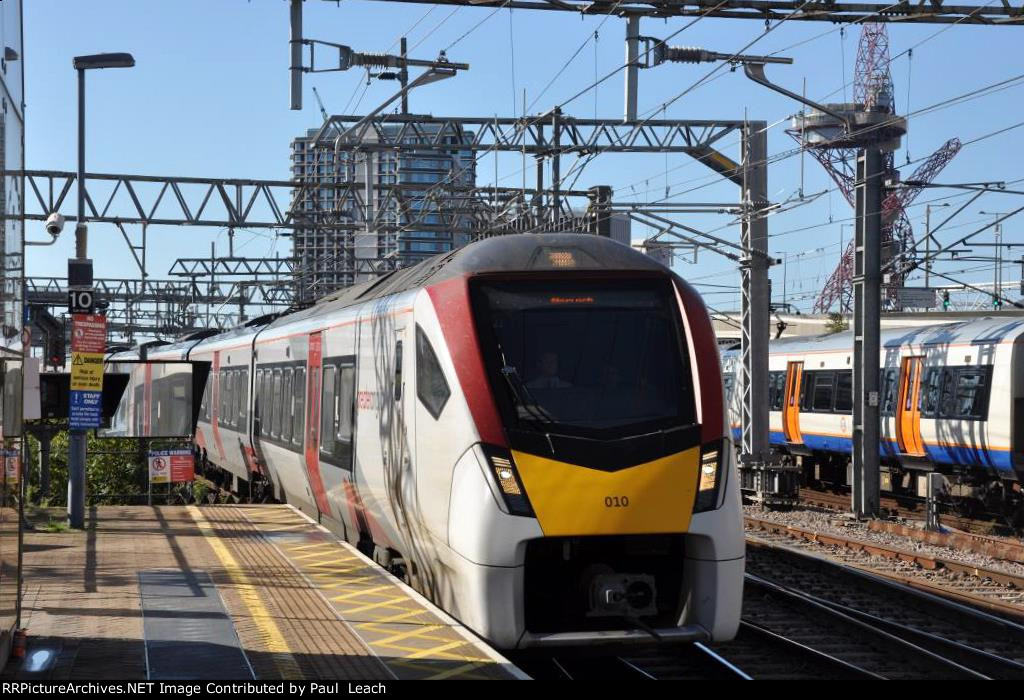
[188,506,303,680]
[240,505,525,680]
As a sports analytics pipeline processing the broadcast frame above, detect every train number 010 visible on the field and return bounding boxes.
[604,496,630,508]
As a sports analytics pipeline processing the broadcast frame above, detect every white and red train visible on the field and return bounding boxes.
[110,233,744,649]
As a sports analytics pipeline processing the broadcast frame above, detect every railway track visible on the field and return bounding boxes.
[743,536,1024,679]
[746,516,1024,620]
[519,645,751,680]
[799,485,1022,539]
[528,526,1024,680]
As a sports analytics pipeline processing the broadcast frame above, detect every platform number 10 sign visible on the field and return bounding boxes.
[68,289,95,314]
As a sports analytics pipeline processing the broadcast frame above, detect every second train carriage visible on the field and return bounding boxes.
[111,233,745,649]
[724,316,1024,516]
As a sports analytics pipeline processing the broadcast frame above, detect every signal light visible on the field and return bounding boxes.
[993,295,1003,310]
[942,291,950,310]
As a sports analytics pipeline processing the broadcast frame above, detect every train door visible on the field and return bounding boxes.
[304,331,332,517]
[389,323,421,569]
[896,356,926,457]
[210,351,226,461]
[393,326,416,509]
[783,361,804,444]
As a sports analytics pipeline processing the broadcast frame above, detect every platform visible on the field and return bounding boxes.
[4,505,524,681]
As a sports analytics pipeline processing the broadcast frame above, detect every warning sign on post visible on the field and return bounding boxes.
[3,449,20,484]
[71,314,107,353]
[69,314,107,429]
[148,449,195,485]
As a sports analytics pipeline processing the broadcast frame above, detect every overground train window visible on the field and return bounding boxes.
[834,371,853,413]
[880,368,898,415]
[768,371,786,411]
[812,372,835,412]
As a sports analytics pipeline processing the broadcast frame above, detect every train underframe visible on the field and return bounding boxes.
[193,448,274,504]
[739,446,1024,530]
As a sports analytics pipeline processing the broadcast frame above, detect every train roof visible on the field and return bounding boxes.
[767,315,1024,355]
[276,233,670,327]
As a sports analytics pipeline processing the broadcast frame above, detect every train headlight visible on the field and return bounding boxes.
[481,445,534,517]
[694,441,725,513]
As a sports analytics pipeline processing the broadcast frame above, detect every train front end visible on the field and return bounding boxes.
[433,236,743,649]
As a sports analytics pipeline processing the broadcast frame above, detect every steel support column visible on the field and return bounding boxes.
[290,0,303,110]
[852,147,883,518]
[624,17,640,121]
[740,121,770,492]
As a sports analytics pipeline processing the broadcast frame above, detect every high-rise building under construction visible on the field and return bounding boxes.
[290,122,476,302]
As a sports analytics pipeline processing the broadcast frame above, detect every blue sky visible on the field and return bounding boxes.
[24,0,1024,312]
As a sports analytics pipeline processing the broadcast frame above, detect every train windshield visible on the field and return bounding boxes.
[473,278,695,437]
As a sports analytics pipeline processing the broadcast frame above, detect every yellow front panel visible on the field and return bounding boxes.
[512,447,700,536]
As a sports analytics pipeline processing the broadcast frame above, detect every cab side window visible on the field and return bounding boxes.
[416,326,450,419]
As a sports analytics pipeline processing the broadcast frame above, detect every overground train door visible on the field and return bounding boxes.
[896,356,926,457]
[783,361,804,445]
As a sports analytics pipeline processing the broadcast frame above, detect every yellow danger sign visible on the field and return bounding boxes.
[70,351,105,391]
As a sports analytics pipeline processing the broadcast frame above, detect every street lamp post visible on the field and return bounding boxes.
[68,52,134,529]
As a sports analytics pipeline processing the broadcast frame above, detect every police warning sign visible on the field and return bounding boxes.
[148,449,195,485]
[3,449,20,484]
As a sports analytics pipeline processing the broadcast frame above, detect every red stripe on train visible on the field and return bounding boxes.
[674,278,725,443]
[426,277,506,447]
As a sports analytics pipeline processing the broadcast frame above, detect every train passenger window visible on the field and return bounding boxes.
[938,369,957,417]
[880,368,898,415]
[321,365,337,457]
[201,377,211,422]
[255,369,267,436]
[238,369,248,427]
[394,341,403,402]
[218,371,228,425]
[292,367,305,446]
[264,368,276,433]
[282,369,294,443]
[416,326,450,420]
[834,371,852,413]
[812,372,835,412]
[338,367,355,443]
[921,369,942,417]
[336,365,355,469]
[231,371,239,427]
[271,370,282,438]
[952,368,991,419]
[228,371,238,429]
[768,371,786,410]
[230,371,240,428]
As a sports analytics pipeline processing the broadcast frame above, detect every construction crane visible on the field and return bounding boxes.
[796,23,962,313]
[312,86,329,122]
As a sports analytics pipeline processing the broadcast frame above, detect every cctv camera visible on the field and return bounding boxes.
[45,212,65,237]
